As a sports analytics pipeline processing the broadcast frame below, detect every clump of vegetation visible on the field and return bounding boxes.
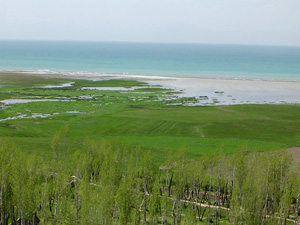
[72,79,148,89]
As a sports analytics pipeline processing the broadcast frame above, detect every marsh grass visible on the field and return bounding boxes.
[0,73,299,160]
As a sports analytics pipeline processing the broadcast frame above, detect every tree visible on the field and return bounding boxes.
[0,139,17,225]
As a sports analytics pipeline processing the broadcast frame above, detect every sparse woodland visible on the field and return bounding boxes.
[0,135,299,225]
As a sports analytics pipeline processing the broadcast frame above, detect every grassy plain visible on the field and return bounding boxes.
[1,73,300,163]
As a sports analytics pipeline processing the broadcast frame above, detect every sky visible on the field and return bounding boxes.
[1,0,300,46]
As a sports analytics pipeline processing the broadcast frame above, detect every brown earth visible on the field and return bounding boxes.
[286,147,300,176]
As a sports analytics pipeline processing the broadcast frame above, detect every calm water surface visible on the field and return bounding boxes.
[0,41,300,81]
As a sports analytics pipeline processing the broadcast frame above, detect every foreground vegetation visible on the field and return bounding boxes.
[1,72,300,224]
[0,138,299,224]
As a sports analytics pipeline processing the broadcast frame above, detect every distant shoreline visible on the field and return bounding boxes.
[2,71,300,105]
[1,70,300,82]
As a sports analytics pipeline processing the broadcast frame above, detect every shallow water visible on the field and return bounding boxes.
[0,99,74,104]
[81,86,152,91]
[0,113,54,122]
[42,82,74,88]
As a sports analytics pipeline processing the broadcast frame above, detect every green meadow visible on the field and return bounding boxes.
[1,73,299,162]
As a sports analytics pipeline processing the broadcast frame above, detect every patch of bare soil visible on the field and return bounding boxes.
[286,147,300,176]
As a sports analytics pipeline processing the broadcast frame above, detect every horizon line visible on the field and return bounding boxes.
[0,39,300,48]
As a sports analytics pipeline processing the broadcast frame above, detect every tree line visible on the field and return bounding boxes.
[0,136,299,225]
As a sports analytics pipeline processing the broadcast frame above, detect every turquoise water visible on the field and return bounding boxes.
[0,40,300,81]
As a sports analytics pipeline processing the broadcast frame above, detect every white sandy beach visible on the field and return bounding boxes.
[144,77,300,105]
[60,73,300,105]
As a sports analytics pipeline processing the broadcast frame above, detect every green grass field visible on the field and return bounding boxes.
[1,73,299,163]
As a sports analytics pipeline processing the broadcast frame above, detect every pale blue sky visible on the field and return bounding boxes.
[1,0,300,46]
